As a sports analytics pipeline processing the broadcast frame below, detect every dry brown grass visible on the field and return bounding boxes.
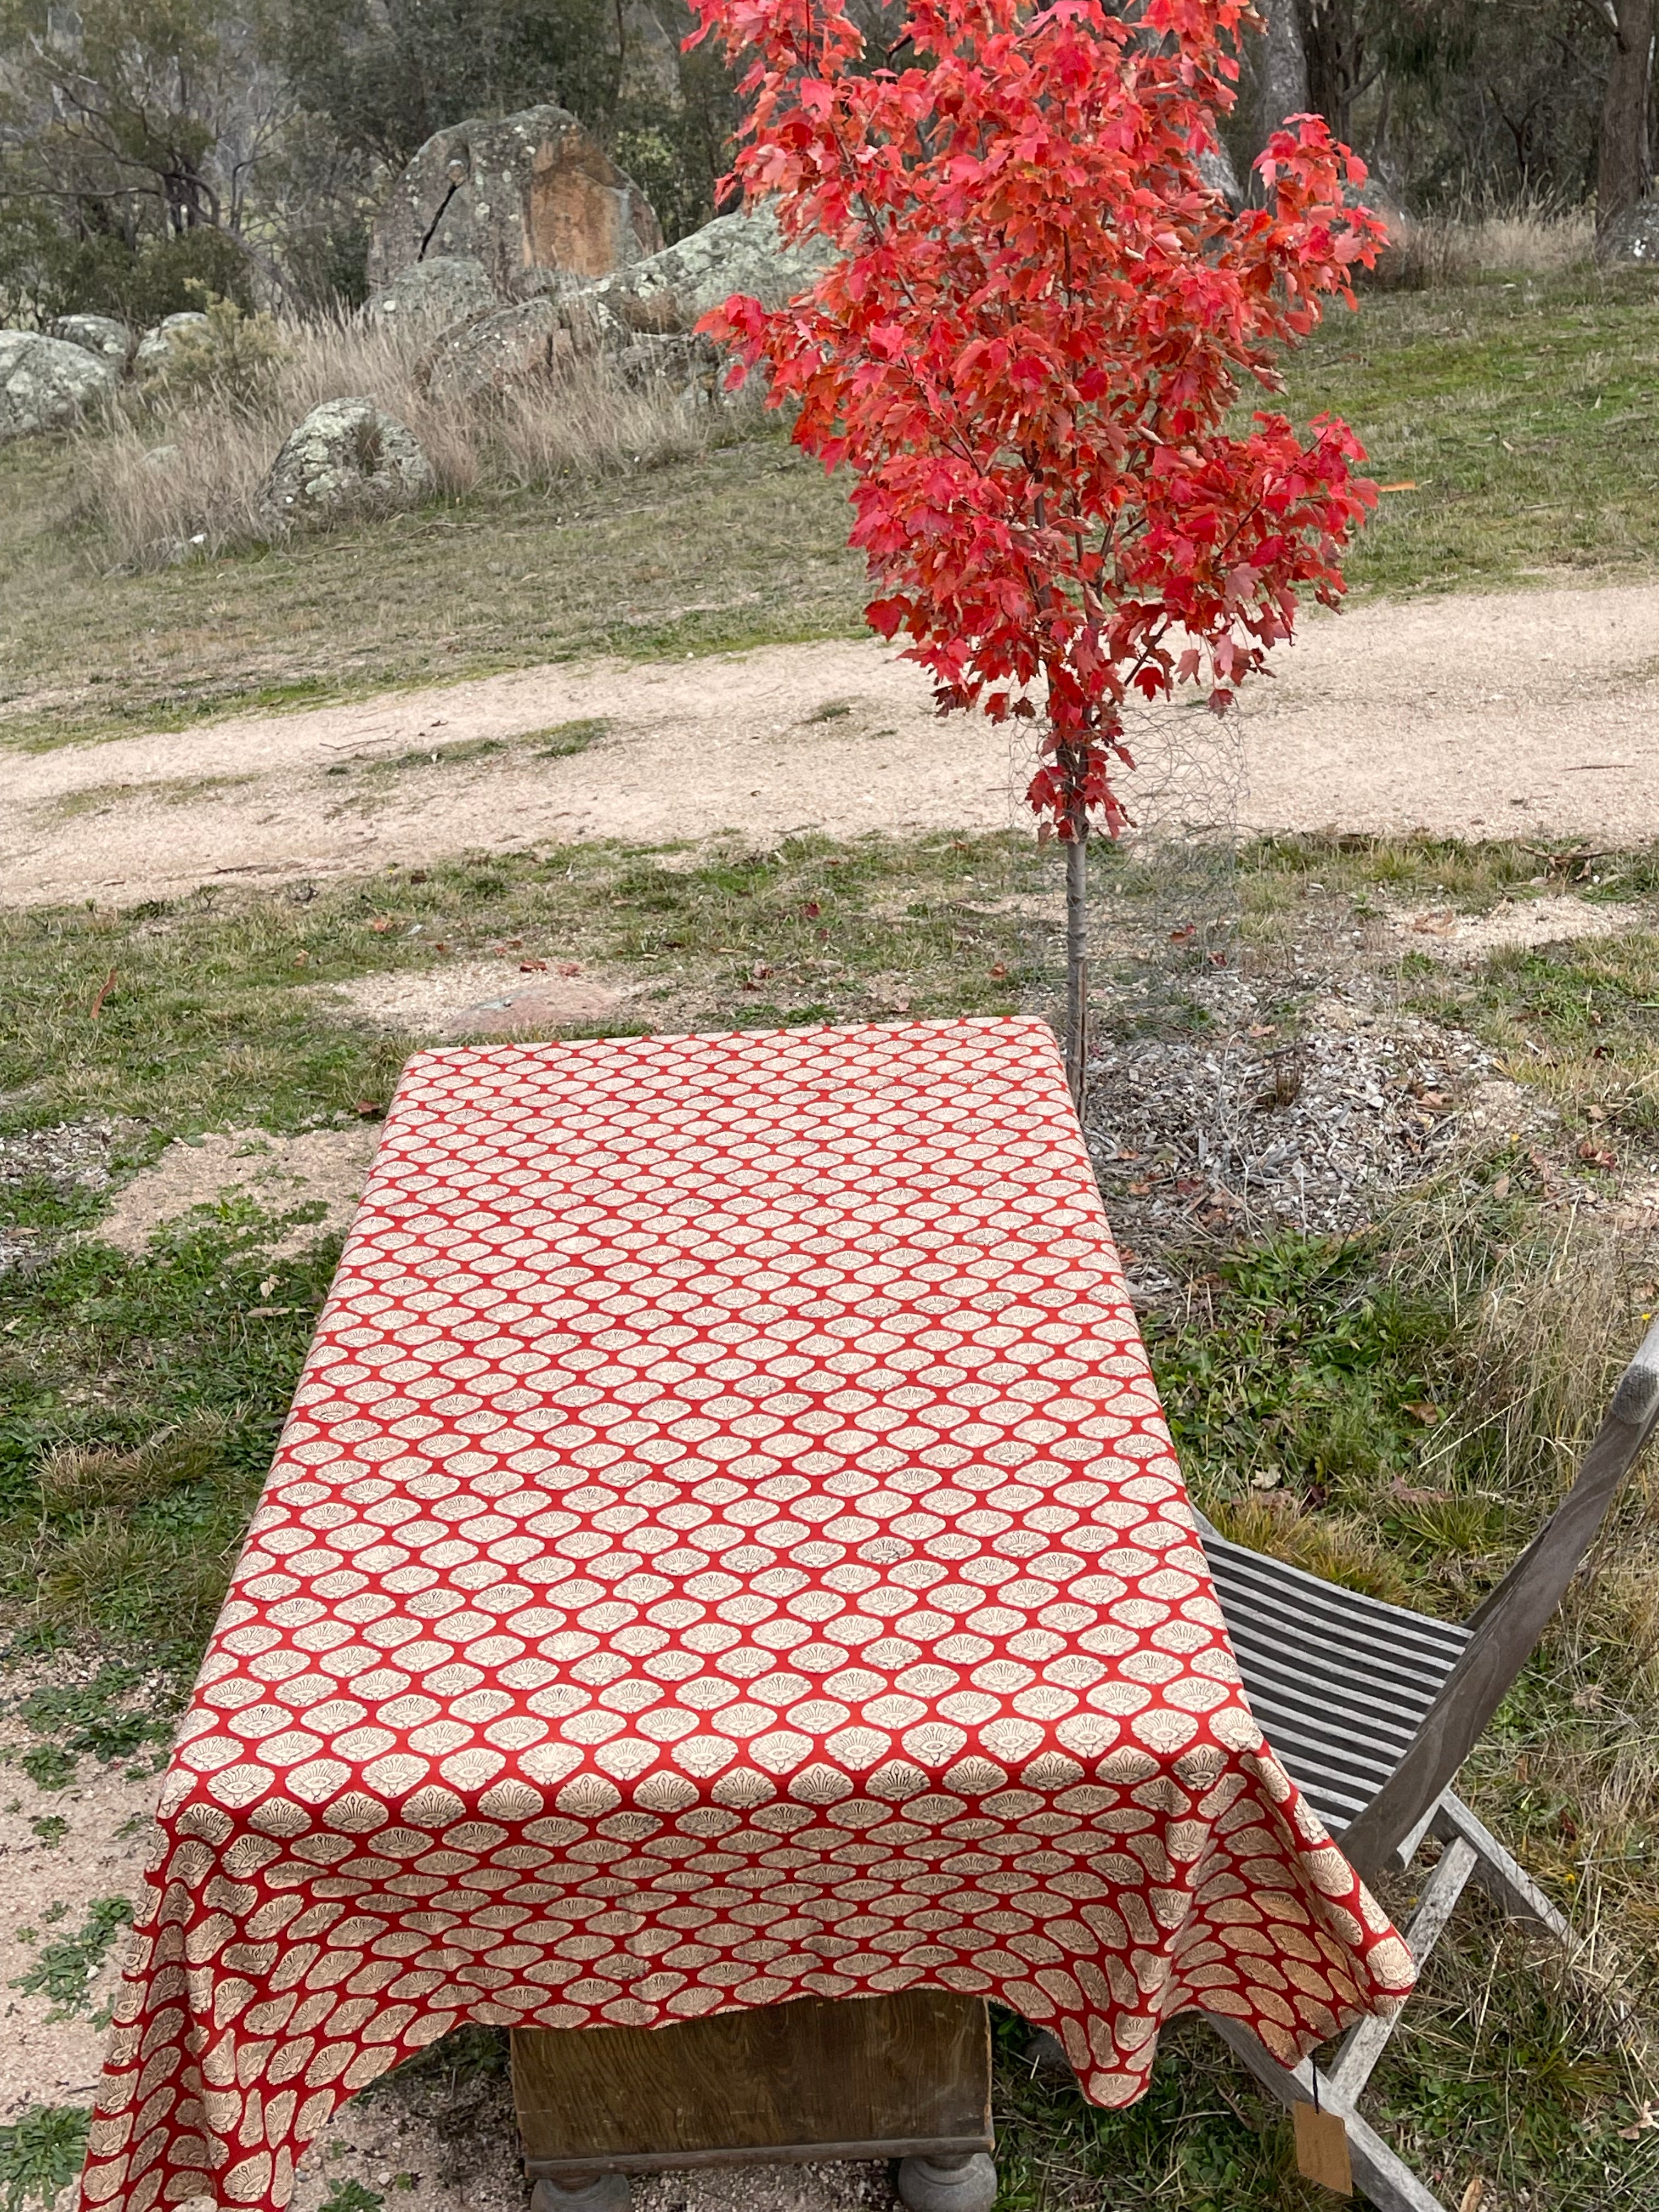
[1377,205,1595,290]
[1398,1177,1636,1494]
[35,1417,228,1513]
[70,307,730,569]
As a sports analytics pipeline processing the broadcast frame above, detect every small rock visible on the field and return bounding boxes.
[261,397,435,526]
[134,311,212,375]
[0,329,119,441]
[365,253,500,329]
[1598,199,1659,265]
[48,313,131,364]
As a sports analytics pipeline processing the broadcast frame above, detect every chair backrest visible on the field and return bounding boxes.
[1336,1312,1659,1880]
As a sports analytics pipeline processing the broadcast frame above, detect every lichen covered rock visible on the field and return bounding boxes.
[48,313,131,364]
[365,255,500,329]
[586,202,835,333]
[423,296,591,403]
[261,397,435,526]
[0,330,119,441]
[369,104,662,300]
[134,311,213,376]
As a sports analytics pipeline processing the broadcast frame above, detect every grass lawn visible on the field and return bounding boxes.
[6,827,1659,2208]
[1,268,1656,750]
[1298,268,1659,597]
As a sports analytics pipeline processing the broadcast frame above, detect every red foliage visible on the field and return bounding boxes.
[689,0,1387,838]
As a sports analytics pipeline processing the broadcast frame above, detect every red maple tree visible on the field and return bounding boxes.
[690,0,1387,1097]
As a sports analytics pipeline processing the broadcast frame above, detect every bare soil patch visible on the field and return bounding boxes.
[1,579,1657,909]
[92,1126,379,1258]
[0,1661,164,2128]
[321,957,634,1040]
[1390,892,1628,960]
[289,2096,893,2212]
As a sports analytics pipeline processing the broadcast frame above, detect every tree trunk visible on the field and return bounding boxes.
[1298,0,1359,149]
[1240,0,1311,192]
[1598,0,1655,238]
[1065,831,1088,1112]
[1263,0,1311,136]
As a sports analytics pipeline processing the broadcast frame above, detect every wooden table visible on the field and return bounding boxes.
[79,1019,1414,2212]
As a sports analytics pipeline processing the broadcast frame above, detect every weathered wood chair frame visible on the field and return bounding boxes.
[1192,1313,1659,2211]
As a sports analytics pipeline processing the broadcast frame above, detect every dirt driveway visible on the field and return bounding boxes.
[3,577,1657,907]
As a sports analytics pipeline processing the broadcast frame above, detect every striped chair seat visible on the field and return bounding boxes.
[1200,1530,1471,1838]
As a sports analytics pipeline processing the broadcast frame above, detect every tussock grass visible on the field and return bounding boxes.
[1143,1183,1659,2195]
[1378,206,1596,291]
[70,309,727,569]
[1207,1491,1408,1600]
[35,1418,227,1513]
[24,1417,252,1657]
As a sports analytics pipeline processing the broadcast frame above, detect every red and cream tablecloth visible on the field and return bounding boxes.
[82,1015,1413,2212]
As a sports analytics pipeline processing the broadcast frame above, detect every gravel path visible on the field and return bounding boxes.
[3,578,1657,907]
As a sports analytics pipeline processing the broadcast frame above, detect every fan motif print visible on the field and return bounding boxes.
[81,1018,1414,2212]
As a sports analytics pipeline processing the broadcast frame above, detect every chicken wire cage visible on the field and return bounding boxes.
[1007,693,1485,1300]
[1008,696,1279,1300]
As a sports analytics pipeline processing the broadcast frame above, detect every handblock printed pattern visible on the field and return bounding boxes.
[82,1018,1413,2212]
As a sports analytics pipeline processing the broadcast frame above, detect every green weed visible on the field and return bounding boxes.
[0,2106,89,2212]
[318,2183,384,2212]
[22,1750,78,1798]
[19,1665,173,1766]
[1144,1232,1462,1530]
[11,1895,132,2021]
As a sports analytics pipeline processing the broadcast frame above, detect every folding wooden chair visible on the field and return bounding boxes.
[1190,1313,1659,2211]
